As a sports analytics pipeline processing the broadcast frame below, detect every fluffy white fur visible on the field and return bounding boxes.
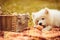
[32,8,60,31]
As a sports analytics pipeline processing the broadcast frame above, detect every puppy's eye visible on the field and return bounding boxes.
[42,18,44,20]
[37,20,39,22]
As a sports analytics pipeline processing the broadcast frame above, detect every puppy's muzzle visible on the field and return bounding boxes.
[39,23,46,28]
[39,23,42,25]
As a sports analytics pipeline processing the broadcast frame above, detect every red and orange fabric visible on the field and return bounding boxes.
[4,25,60,40]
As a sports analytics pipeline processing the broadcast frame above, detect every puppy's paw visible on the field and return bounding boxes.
[42,26,52,33]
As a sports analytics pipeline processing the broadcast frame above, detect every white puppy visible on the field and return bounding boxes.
[32,8,60,31]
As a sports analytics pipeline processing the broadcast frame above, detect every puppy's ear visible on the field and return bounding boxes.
[32,12,35,19]
[45,9,49,14]
[44,8,49,14]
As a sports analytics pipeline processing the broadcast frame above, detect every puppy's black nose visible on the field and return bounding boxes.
[39,23,42,25]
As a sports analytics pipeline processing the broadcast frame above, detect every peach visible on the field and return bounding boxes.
[35,25,43,30]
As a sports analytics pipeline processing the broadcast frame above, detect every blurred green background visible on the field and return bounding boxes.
[0,0,60,26]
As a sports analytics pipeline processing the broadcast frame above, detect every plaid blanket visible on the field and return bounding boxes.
[4,27,60,40]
